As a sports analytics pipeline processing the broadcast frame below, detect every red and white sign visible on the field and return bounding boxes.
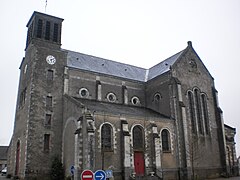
[81,170,94,180]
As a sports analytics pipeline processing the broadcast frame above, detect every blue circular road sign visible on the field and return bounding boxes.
[94,170,106,180]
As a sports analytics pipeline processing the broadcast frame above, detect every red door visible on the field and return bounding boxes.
[134,152,145,176]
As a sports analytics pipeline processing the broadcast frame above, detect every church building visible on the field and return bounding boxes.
[7,11,238,180]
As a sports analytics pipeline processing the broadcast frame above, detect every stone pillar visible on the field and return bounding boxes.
[121,120,132,179]
[74,119,81,180]
[63,67,69,94]
[178,83,191,180]
[96,80,102,101]
[122,85,128,105]
[181,105,192,180]
[220,111,229,176]
[152,124,162,179]
[77,110,95,172]
[82,111,88,170]
[169,82,183,178]
[86,112,95,170]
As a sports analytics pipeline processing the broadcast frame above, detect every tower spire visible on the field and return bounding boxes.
[45,0,47,12]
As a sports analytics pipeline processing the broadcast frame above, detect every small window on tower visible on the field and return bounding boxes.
[46,96,52,108]
[26,23,33,47]
[47,70,54,81]
[53,23,59,42]
[19,88,27,108]
[37,19,43,38]
[43,134,50,152]
[45,21,51,40]
[45,114,52,126]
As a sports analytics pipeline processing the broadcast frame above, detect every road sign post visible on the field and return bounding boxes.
[81,170,94,180]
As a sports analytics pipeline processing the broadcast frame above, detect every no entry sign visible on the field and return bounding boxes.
[81,170,94,180]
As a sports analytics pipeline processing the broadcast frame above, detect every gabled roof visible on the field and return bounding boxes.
[147,50,184,80]
[65,43,188,82]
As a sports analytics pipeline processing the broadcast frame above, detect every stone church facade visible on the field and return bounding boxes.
[7,11,237,180]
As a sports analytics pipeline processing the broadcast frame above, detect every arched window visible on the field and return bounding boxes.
[194,89,203,134]
[201,94,209,135]
[154,93,162,102]
[161,129,171,152]
[188,91,196,133]
[131,96,140,105]
[133,126,144,151]
[101,124,113,151]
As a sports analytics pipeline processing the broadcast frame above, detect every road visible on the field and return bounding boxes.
[1,174,239,180]
[0,175,7,180]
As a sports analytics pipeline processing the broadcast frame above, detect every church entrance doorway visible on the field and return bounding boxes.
[134,151,145,176]
[132,125,145,177]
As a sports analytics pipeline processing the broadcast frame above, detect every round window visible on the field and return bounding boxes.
[79,88,89,98]
[107,93,117,102]
[131,96,140,105]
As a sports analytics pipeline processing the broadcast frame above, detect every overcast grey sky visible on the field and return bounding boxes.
[0,0,239,156]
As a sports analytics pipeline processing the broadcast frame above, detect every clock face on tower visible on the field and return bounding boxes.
[46,55,56,65]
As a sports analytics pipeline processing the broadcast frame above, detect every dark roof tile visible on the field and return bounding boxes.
[74,98,170,119]
[65,48,185,82]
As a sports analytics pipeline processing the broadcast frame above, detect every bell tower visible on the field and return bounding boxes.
[8,11,66,179]
[26,11,64,49]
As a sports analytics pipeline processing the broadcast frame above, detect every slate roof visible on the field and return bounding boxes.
[27,11,64,27]
[67,51,147,81]
[0,146,8,160]
[74,98,170,119]
[224,124,236,131]
[66,47,185,82]
[147,50,184,80]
